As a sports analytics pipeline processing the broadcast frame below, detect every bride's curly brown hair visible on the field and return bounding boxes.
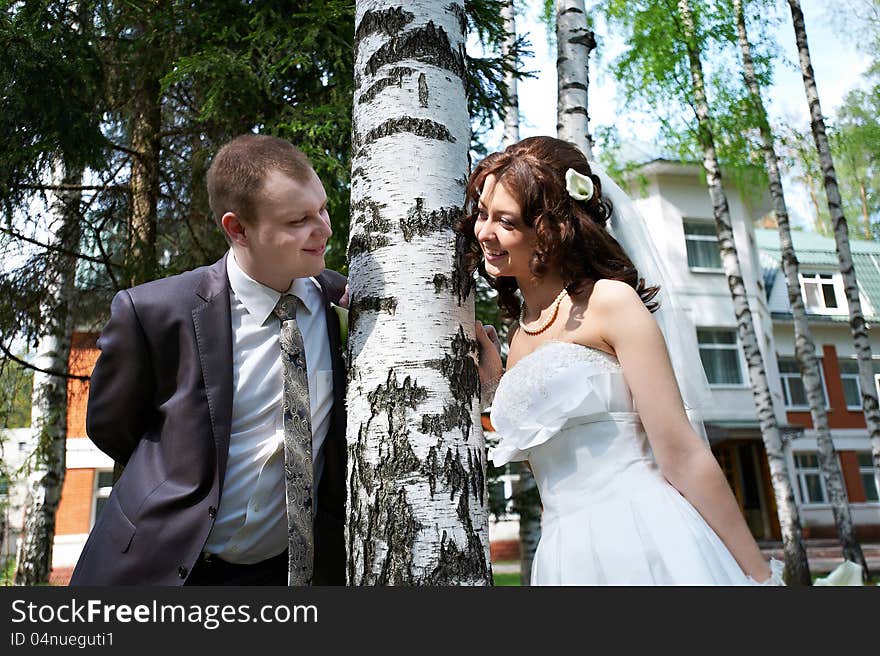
[456,136,660,320]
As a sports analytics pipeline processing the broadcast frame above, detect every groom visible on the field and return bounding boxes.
[70,134,347,585]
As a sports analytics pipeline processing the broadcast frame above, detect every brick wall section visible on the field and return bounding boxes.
[839,451,866,503]
[55,468,94,535]
[490,539,520,562]
[67,333,99,438]
[786,345,868,430]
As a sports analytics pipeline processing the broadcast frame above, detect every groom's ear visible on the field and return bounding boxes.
[221,212,248,246]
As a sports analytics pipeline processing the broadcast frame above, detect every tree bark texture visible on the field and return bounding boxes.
[347,1,491,585]
[555,0,595,159]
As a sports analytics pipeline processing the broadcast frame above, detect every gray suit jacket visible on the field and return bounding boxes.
[70,255,347,585]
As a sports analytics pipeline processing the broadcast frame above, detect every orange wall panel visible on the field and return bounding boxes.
[56,468,94,535]
[839,450,866,503]
[67,333,99,438]
[785,345,867,430]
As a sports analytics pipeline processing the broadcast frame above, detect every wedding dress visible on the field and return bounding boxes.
[489,340,767,585]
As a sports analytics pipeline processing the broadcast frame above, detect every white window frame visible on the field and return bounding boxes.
[777,356,829,411]
[683,218,724,273]
[857,452,879,503]
[837,358,880,410]
[697,327,748,388]
[798,271,846,315]
[90,469,114,529]
[793,452,828,505]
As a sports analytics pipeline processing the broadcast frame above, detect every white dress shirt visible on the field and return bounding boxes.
[204,251,334,564]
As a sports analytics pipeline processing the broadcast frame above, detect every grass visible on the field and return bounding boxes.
[493,572,522,586]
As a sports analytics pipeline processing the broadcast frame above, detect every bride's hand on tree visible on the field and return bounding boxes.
[475,321,503,410]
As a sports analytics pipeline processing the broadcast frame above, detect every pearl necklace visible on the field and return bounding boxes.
[519,287,568,336]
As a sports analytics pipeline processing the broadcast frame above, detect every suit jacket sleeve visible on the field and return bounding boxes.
[86,289,156,465]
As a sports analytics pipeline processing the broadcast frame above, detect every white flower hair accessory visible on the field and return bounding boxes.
[565,168,594,202]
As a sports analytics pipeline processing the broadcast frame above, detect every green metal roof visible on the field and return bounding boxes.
[756,228,880,322]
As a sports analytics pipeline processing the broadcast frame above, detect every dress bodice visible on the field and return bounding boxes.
[489,341,664,516]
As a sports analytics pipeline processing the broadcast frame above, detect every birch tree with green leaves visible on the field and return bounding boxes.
[787,0,880,538]
[603,0,811,584]
[733,0,867,578]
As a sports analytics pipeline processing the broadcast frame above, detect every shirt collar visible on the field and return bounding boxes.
[226,250,322,326]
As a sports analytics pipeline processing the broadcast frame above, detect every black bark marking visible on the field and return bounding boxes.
[358,117,456,149]
[432,273,451,293]
[360,66,415,105]
[561,81,588,92]
[452,232,475,304]
[569,31,597,49]
[418,72,429,107]
[424,326,479,442]
[348,233,390,261]
[356,295,397,317]
[375,486,422,585]
[351,165,369,183]
[351,197,386,226]
[445,2,467,35]
[355,7,415,42]
[365,21,466,81]
[400,199,460,241]
[420,402,466,438]
[562,107,589,117]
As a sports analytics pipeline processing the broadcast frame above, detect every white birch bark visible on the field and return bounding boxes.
[346,1,491,585]
[555,0,595,159]
[501,0,520,147]
[737,0,868,579]
[500,0,539,585]
[788,0,880,563]
[677,0,811,585]
[14,163,81,585]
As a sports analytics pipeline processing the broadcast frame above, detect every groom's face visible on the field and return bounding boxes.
[241,168,332,292]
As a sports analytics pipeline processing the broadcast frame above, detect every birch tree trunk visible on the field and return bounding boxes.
[346,1,491,585]
[499,0,540,586]
[736,0,867,579]
[788,0,880,544]
[555,0,596,159]
[14,164,82,585]
[677,0,811,585]
[501,0,520,147]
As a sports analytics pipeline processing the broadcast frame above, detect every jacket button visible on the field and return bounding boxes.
[178,566,188,579]
[208,506,217,518]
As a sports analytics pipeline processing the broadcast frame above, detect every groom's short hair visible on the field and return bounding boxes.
[207,134,313,233]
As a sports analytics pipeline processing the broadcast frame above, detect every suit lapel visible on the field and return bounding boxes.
[315,271,346,413]
[192,255,234,491]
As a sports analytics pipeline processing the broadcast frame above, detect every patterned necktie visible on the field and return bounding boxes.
[273,294,314,586]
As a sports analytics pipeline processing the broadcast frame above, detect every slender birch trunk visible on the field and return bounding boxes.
[346,1,491,585]
[555,0,595,159]
[788,0,880,537]
[501,0,520,147]
[13,164,82,585]
[677,0,811,585]
[499,0,540,585]
[736,0,867,579]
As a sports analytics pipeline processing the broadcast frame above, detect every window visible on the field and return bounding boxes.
[799,272,841,313]
[684,220,722,270]
[857,453,879,502]
[838,359,880,410]
[697,328,743,385]
[92,470,114,526]
[778,357,827,409]
[794,453,827,504]
[0,474,8,497]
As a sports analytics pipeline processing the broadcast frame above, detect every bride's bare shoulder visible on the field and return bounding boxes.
[581,279,643,314]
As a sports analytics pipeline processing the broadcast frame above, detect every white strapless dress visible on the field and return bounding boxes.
[489,341,754,585]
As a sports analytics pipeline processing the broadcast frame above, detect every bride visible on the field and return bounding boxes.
[462,136,783,585]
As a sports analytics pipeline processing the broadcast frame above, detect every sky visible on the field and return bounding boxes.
[476,0,873,229]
